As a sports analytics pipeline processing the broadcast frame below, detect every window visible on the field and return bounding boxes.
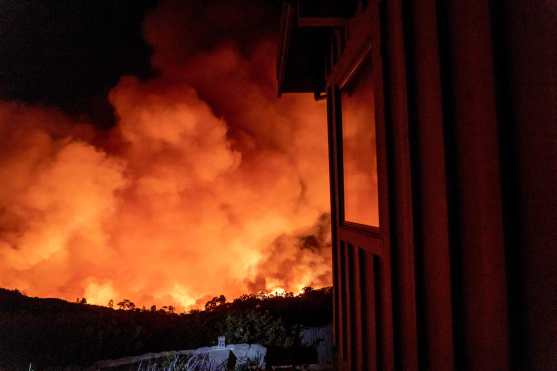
[341,56,379,227]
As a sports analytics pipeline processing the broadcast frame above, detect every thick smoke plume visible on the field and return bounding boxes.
[0,0,331,309]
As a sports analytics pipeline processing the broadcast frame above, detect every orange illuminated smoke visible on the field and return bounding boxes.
[0,2,333,310]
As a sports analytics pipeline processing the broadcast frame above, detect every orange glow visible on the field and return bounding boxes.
[341,58,380,227]
[0,1,332,310]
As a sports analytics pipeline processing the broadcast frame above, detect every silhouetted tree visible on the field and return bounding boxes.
[76,297,87,305]
[205,295,226,311]
[117,299,135,310]
[220,310,297,347]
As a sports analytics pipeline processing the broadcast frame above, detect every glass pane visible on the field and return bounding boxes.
[341,58,379,226]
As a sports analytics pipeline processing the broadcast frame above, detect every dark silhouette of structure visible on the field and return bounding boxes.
[277,1,557,370]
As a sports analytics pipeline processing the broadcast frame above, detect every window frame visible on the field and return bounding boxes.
[326,1,391,246]
[336,49,381,231]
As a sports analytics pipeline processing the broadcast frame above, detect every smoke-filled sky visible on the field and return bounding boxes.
[0,0,331,309]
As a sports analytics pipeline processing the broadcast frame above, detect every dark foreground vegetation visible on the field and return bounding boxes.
[0,287,332,370]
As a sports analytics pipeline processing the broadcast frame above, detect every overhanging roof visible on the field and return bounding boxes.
[277,0,357,95]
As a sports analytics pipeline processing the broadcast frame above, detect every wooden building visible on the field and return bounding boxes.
[277,1,557,370]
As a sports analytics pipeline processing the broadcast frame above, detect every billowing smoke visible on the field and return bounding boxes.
[0,0,331,310]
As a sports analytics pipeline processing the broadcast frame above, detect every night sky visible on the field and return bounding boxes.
[0,0,158,127]
[0,0,281,127]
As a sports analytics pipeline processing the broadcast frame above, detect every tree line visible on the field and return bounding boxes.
[0,287,332,370]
